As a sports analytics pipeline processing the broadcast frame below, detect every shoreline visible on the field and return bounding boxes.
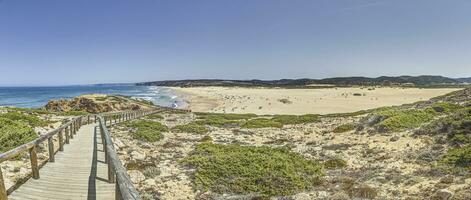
[170,86,462,115]
[171,87,219,111]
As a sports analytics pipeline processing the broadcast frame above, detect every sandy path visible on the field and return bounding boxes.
[172,87,461,115]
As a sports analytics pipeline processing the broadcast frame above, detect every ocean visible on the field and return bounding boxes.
[0,85,186,109]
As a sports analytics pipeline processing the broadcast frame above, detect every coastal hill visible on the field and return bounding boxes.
[137,75,471,87]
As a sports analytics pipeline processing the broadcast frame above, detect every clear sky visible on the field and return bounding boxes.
[1,0,471,86]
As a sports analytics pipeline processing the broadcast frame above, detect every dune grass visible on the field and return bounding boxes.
[184,143,323,197]
[124,120,168,142]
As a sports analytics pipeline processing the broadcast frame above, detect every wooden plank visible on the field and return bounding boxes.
[29,146,39,179]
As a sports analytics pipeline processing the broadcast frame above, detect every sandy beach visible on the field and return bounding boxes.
[172,87,461,115]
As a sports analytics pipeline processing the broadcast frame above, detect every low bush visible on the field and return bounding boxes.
[430,102,463,113]
[440,145,471,167]
[195,118,242,128]
[333,123,356,133]
[184,143,323,197]
[59,111,89,116]
[324,158,348,169]
[146,114,163,120]
[242,118,283,129]
[374,108,437,132]
[172,123,209,134]
[272,114,319,125]
[124,120,168,142]
[0,118,37,153]
[195,113,257,120]
[0,112,49,127]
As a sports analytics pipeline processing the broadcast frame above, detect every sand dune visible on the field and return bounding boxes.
[173,87,461,115]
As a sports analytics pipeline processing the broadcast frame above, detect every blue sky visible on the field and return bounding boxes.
[1,0,471,86]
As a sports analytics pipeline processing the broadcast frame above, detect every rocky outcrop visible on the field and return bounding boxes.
[45,94,155,113]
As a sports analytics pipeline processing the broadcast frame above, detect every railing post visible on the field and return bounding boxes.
[115,181,122,200]
[100,126,107,163]
[58,129,64,151]
[29,146,39,179]
[70,124,74,139]
[48,137,55,162]
[65,126,70,144]
[0,167,7,200]
[87,116,90,124]
[108,155,116,183]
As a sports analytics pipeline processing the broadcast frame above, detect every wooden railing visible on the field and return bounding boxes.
[0,114,95,199]
[99,110,158,200]
[0,109,159,200]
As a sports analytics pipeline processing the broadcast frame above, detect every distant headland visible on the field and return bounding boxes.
[137,75,471,88]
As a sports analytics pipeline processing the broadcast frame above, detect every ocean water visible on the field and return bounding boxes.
[0,85,186,109]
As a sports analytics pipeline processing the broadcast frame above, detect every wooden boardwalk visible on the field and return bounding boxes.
[8,123,115,200]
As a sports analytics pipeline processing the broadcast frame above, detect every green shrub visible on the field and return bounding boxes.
[0,118,37,153]
[272,114,319,125]
[242,118,283,129]
[5,107,52,115]
[0,112,49,127]
[195,118,242,128]
[324,158,348,169]
[333,123,356,133]
[374,108,437,132]
[430,102,463,113]
[416,107,471,145]
[440,145,471,167]
[200,135,213,143]
[59,111,89,116]
[196,113,257,120]
[124,120,168,142]
[146,114,163,120]
[172,123,209,134]
[184,143,323,197]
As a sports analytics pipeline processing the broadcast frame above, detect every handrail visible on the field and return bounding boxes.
[98,109,159,200]
[0,113,92,200]
[0,108,160,200]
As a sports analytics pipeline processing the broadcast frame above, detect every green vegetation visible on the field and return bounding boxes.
[0,112,49,127]
[242,118,283,129]
[271,114,319,125]
[324,158,348,169]
[195,112,257,120]
[417,107,471,145]
[440,145,471,167]
[0,118,37,153]
[172,123,209,134]
[146,113,164,120]
[184,143,323,197]
[373,108,437,132]
[333,123,356,133]
[4,107,52,115]
[58,111,89,116]
[194,113,255,127]
[195,117,243,128]
[430,102,463,113]
[124,120,168,142]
